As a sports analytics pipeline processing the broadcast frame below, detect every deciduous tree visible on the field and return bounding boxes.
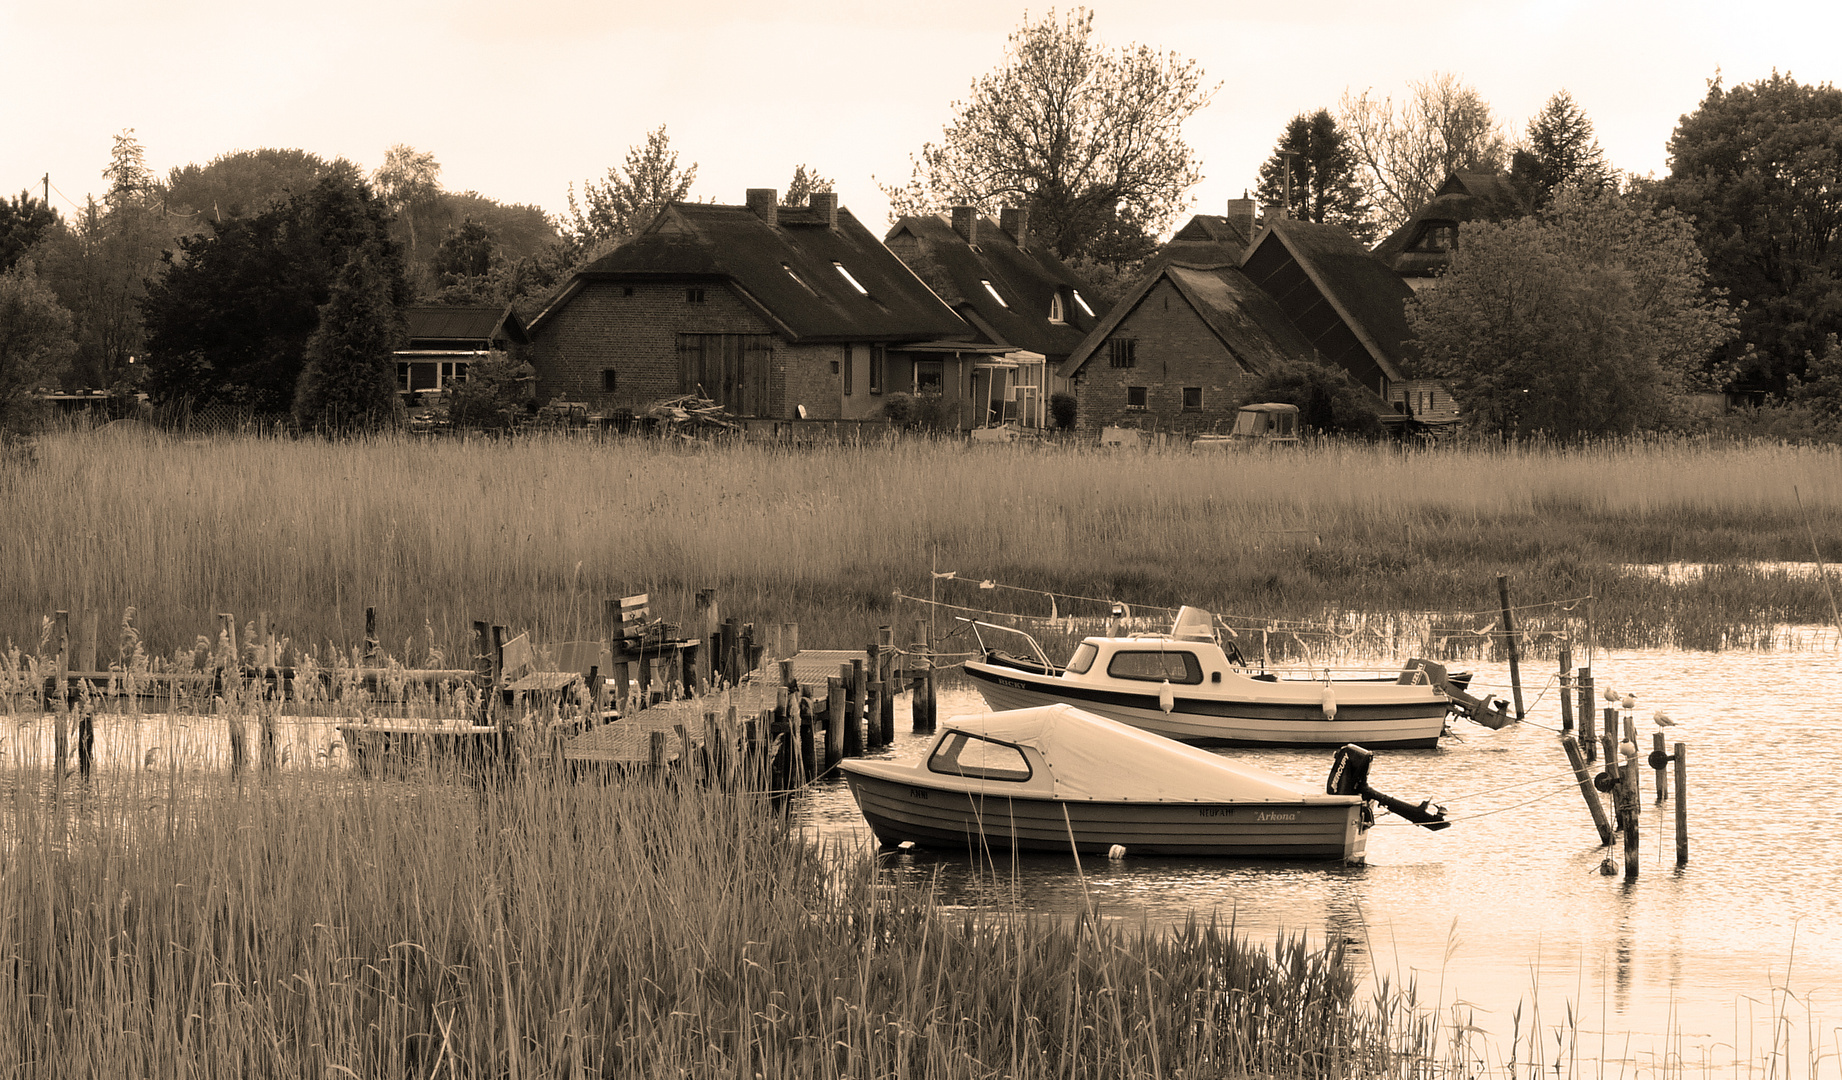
[431,219,506,304]
[882,8,1214,265]
[1406,187,1733,437]
[566,126,697,250]
[1654,71,1842,392]
[781,165,833,207]
[1254,110,1373,242]
[166,148,362,227]
[1242,358,1383,437]
[1340,73,1508,231]
[373,144,443,259]
[0,259,76,429]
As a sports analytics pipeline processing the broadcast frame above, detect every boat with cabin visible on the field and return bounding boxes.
[962,607,1469,749]
[838,703,1448,863]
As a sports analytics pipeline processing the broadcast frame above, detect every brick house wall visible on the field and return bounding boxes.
[1071,278,1256,440]
[530,280,777,413]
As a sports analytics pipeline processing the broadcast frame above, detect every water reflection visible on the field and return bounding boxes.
[796,638,1842,1072]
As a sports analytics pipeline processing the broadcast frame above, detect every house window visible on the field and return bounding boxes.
[1182,387,1203,410]
[1048,293,1065,323]
[981,279,1009,308]
[601,369,618,393]
[1414,224,1457,253]
[1109,338,1137,369]
[833,262,869,295]
[842,346,853,395]
[1126,386,1148,410]
[870,344,885,394]
[1072,289,1095,317]
[686,287,707,303]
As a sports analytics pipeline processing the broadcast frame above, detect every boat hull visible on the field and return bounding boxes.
[841,765,1367,862]
[965,663,1447,749]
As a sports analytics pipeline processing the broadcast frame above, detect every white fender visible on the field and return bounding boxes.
[1321,683,1338,721]
[1158,679,1175,713]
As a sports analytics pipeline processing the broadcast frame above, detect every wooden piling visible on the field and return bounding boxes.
[911,619,934,733]
[364,606,378,664]
[648,729,668,772]
[1558,645,1574,733]
[866,640,883,748]
[797,694,816,781]
[1623,713,1640,802]
[1577,667,1595,761]
[1673,743,1689,866]
[490,626,508,731]
[703,711,722,785]
[845,661,865,757]
[1496,574,1524,719]
[825,676,844,771]
[878,626,896,745]
[1561,735,1614,845]
[782,622,799,661]
[54,610,69,789]
[1622,746,1640,880]
[220,613,246,775]
[695,589,720,689]
[722,618,740,685]
[1652,731,1670,804]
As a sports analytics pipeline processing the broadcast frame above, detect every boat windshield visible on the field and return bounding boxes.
[927,732,1032,782]
[1064,642,1098,674]
[1106,649,1204,684]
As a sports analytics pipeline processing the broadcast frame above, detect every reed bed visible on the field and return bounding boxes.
[2,745,1459,1079]
[2,430,1837,662]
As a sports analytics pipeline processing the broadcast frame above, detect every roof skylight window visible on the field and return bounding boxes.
[782,263,814,293]
[981,279,1009,308]
[833,262,869,295]
[1072,289,1095,317]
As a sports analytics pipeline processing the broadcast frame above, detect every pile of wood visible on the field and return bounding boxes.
[643,394,740,437]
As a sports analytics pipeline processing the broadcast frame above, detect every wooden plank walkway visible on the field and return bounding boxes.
[562,681,780,765]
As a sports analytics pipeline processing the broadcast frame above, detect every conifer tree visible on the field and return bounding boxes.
[292,250,406,435]
[1254,110,1374,242]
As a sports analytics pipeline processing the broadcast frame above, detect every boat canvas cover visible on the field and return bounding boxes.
[940,704,1348,804]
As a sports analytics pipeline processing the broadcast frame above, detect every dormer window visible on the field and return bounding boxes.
[1048,293,1066,324]
[833,262,869,295]
[1071,289,1095,318]
[981,279,1009,308]
[1414,223,1458,253]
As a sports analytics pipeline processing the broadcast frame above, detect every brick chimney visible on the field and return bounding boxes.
[809,191,839,227]
[999,206,1030,247]
[1226,194,1256,244]
[950,205,980,244]
[746,188,778,226]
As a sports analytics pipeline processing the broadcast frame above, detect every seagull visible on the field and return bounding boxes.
[1602,687,1619,703]
[1620,693,1637,710]
[1653,710,1676,727]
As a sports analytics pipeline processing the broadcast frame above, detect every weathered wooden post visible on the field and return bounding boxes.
[364,606,379,665]
[221,612,245,775]
[782,621,799,661]
[865,640,883,749]
[648,729,668,773]
[473,621,494,724]
[1623,713,1641,802]
[845,661,864,758]
[877,626,896,745]
[695,589,720,689]
[1558,645,1574,733]
[53,610,70,790]
[1561,734,1614,845]
[1496,574,1524,720]
[1621,742,1640,881]
[702,710,721,784]
[74,608,97,777]
[825,676,844,771]
[490,625,508,732]
[1652,731,1670,804]
[1673,743,1689,866]
[721,618,740,685]
[798,693,816,781]
[1577,666,1596,762]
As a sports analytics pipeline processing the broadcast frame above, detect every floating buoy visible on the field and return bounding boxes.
[1158,680,1175,713]
[1599,857,1618,876]
[1654,710,1675,727]
[1108,844,1127,860]
[1619,741,1639,760]
[1320,683,1338,721]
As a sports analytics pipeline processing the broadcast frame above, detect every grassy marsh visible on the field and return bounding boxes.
[1,431,1837,663]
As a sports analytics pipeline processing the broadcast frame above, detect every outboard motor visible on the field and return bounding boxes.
[1327,745,1451,831]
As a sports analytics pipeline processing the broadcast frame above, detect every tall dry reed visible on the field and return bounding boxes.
[2,430,1836,661]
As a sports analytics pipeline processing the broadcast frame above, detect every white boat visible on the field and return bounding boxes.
[961,607,1460,749]
[839,704,1447,863]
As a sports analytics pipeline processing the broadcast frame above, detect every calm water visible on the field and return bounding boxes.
[800,633,1842,1076]
[9,634,1839,1074]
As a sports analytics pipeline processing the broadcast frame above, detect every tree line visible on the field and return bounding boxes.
[3,9,1842,437]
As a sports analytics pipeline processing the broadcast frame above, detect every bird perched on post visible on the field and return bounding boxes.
[1653,710,1675,727]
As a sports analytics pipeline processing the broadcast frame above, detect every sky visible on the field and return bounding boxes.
[6,0,1842,239]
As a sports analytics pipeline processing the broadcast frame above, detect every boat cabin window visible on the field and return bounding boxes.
[1064,642,1098,674]
[1106,649,1204,685]
[927,732,1032,782]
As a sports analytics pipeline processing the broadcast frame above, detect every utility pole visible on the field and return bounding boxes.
[1279,152,1298,220]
